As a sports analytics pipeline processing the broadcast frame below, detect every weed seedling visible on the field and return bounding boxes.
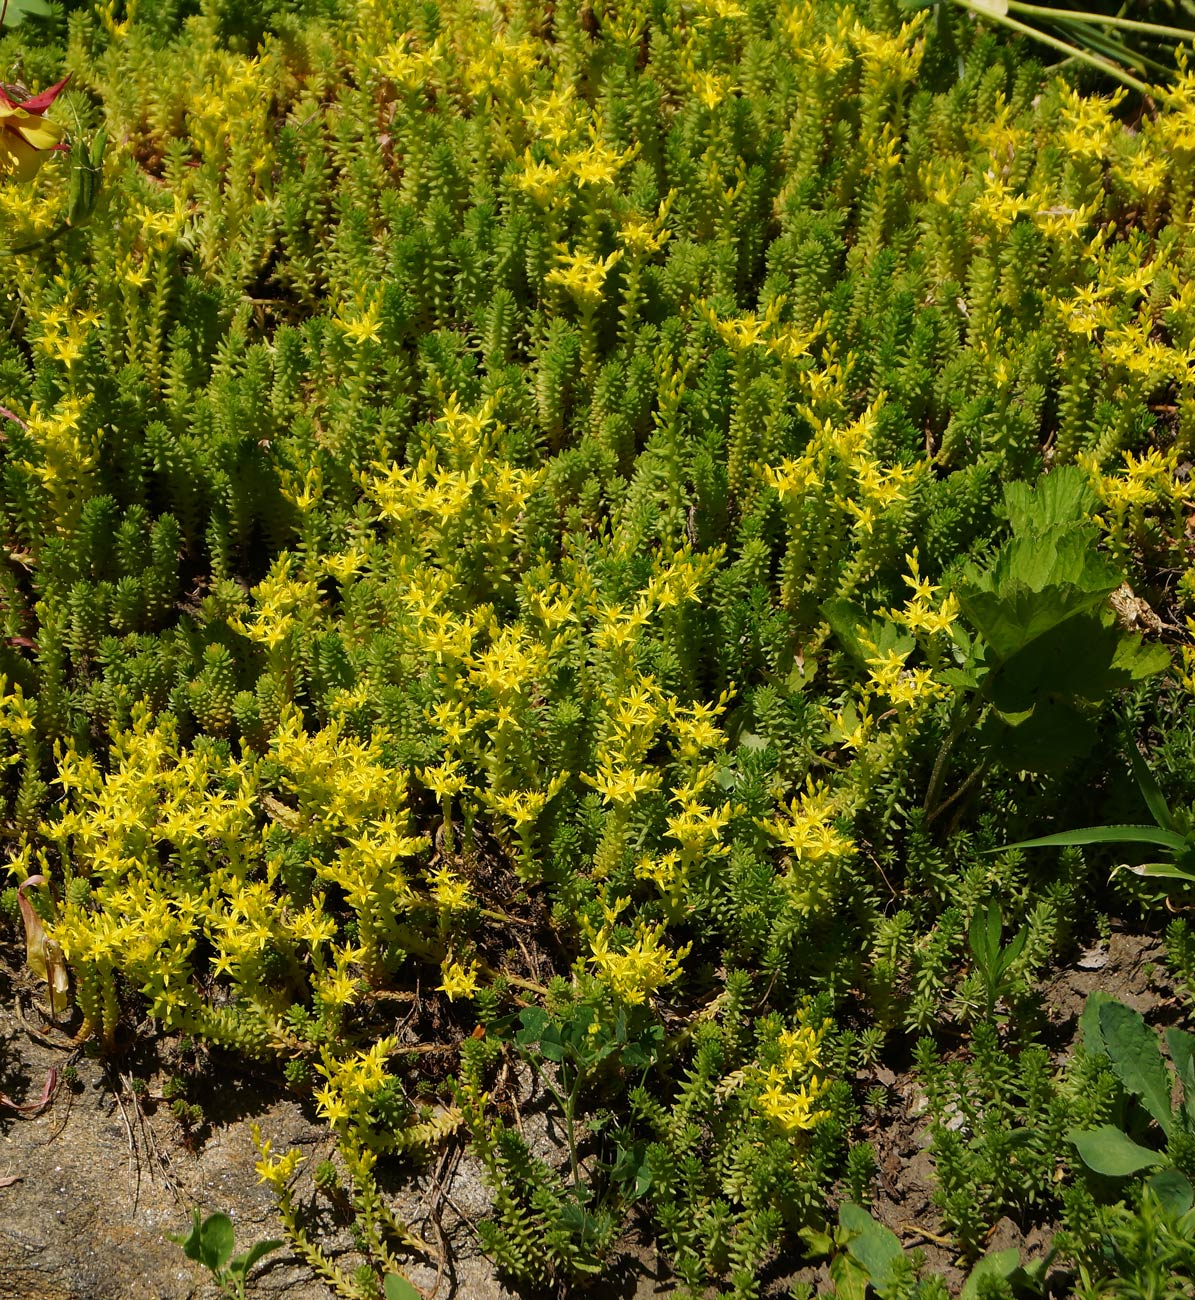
[168,1208,282,1300]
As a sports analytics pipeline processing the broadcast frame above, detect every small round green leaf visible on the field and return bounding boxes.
[383,1274,422,1300]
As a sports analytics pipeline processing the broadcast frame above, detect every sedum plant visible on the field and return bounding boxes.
[0,0,1194,1293]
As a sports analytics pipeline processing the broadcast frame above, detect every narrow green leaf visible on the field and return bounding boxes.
[969,903,996,966]
[1165,1028,1195,1122]
[228,1239,284,1278]
[1131,746,1175,832]
[1069,1125,1164,1176]
[168,1208,204,1262]
[1099,1000,1175,1136]
[1120,861,1195,885]
[984,902,1002,965]
[1000,824,1188,853]
[999,924,1029,973]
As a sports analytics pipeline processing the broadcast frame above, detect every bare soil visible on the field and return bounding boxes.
[0,948,674,1300]
[1,923,1184,1299]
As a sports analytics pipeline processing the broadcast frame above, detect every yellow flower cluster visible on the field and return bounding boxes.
[752,1020,832,1140]
[585,904,692,1006]
[252,1123,305,1192]
[313,1036,398,1131]
[764,778,853,915]
[438,956,481,1001]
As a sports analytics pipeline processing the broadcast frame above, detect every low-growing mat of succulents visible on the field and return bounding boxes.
[5,1,1195,1296]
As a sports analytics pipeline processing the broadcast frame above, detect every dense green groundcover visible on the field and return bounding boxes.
[4,0,1195,1296]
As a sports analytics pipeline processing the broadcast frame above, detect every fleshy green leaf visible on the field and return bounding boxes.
[228,1239,284,1279]
[0,0,54,26]
[383,1274,423,1300]
[200,1212,235,1273]
[1069,1125,1164,1176]
[1145,1169,1194,1216]
[961,1247,1021,1300]
[838,1203,903,1288]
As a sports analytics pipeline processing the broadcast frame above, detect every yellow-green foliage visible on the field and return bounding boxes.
[2,0,1195,1292]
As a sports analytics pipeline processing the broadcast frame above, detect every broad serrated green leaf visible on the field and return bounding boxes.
[981,697,1096,773]
[1069,1125,1164,1175]
[956,574,1112,662]
[1001,532,1118,596]
[991,704,1035,726]
[1003,467,1097,536]
[988,613,1165,715]
[1080,990,1114,1058]
[1099,1000,1175,1135]
[1109,633,1171,684]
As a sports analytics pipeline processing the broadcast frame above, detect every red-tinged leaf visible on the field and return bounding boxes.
[17,876,68,1018]
[0,405,28,430]
[17,875,50,983]
[15,74,71,113]
[0,1068,57,1116]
